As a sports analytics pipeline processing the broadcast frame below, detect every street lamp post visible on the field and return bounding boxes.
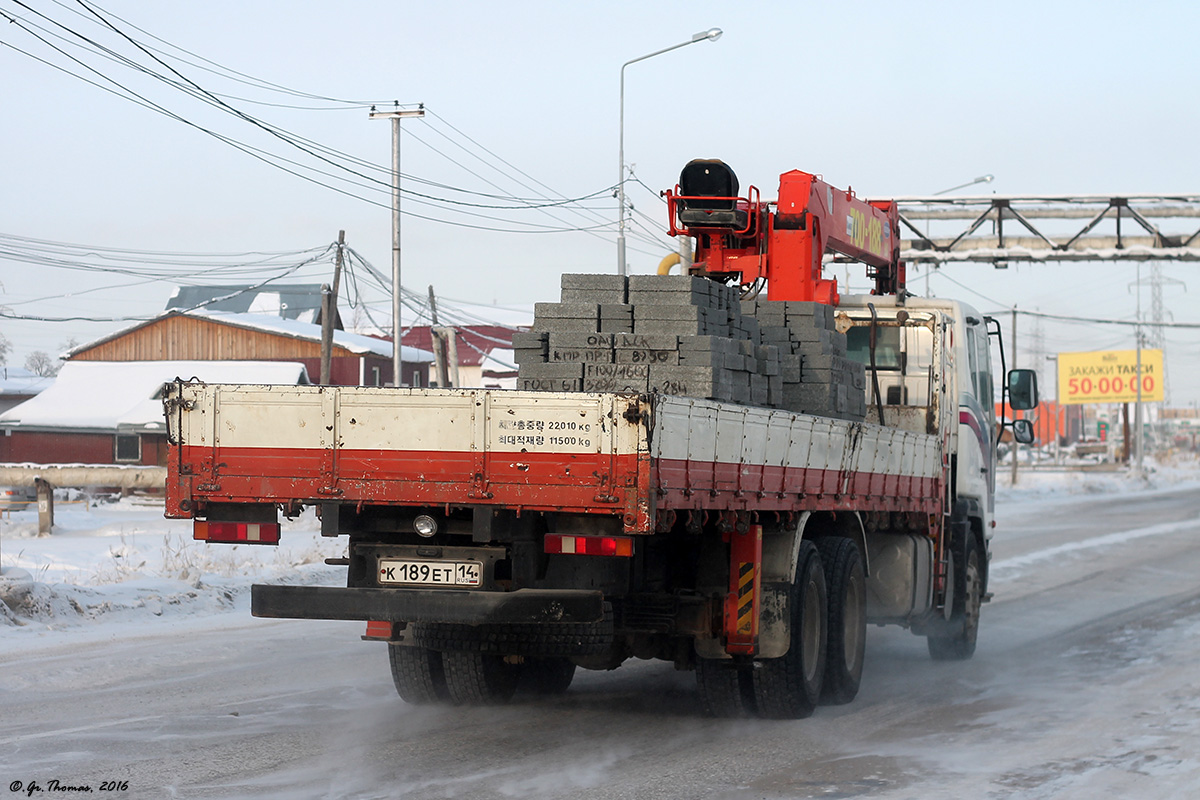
[370,103,425,386]
[618,28,722,276]
[924,173,995,295]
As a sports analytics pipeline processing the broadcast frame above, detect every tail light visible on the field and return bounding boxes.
[364,620,394,640]
[194,520,281,545]
[544,534,634,557]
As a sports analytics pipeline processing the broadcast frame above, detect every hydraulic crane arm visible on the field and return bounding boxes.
[665,160,905,303]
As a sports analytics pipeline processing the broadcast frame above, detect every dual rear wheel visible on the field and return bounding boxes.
[388,645,576,705]
[696,537,866,719]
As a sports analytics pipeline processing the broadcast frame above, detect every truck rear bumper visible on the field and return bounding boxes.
[251,584,605,625]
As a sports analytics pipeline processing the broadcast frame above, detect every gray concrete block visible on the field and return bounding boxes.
[584,377,648,393]
[585,363,649,380]
[678,335,738,353]
[634,319,709,336]
[598,318,634,333]
[549,332,614,348]
[632,305,708,322]
[513,348,547,365]
[510,331,548,350]
[519,363,584,379]
[548,347,613,364]
[616,348,679,365]
[750,373,769,406]
[561,273,628,296]
[562,288,625,304]
[532,317,601,333]
[614,333,680,350]
[627,274,711,293]
[535,301,601,319]
[519,377,582,393]
[677,350,723,369]
[647,366,734,399]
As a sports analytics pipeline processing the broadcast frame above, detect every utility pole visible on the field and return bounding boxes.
[429,285,449,388]
[320,230,345,386]
[370,103,425,386]
[1011,305,1019,485]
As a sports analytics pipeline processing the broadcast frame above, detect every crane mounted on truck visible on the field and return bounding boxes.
[163,159,1038,719]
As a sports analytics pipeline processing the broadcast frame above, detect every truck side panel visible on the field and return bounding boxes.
[649,396,940,514]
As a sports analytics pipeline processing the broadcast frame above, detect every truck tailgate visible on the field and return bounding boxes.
[165,384,650,528]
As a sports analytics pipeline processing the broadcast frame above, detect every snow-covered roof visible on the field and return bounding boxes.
[479,347,517,374]
[0,360,309,433]
[64,310,435,363]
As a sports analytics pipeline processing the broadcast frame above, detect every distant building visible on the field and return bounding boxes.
[0,367,53,415]
[401,325,521,389]
[66,309,434,387]
[0,361,308,466]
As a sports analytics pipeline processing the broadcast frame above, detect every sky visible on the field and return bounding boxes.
[2,0,1199,405]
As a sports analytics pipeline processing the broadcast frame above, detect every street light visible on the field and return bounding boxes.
[923,173,995,294]
[617,28,723,276]
[932,174,994,196]
[370,103,425,387]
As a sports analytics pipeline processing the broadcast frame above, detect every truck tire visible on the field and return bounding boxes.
[388,644,449,705]
[927,529,982,661]
[520,657,576,695]
[443,651,519,705]
[752,540,827,719]
[410,604,613,657]
[695,657,751,718]
[815,536,866,705]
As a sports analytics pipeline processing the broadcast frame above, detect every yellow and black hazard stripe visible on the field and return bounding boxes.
[736,560,756,636]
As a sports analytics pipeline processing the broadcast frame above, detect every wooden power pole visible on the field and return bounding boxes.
[320,230,345,386]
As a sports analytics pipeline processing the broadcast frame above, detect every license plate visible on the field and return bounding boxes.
[378,559,482,587]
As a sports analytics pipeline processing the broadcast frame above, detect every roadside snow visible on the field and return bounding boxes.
[0,497,341,645]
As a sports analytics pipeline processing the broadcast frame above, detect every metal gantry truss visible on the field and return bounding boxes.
[874,193,1200,264]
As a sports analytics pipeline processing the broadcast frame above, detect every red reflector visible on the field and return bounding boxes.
[195,520,281,545]
[544,534,633,557]
[365,620,393,640]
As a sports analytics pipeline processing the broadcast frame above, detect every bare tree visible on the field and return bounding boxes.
[25,351,60,377]
[0,331,10,366]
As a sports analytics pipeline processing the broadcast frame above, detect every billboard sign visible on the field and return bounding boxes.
[1057,349,1164,405]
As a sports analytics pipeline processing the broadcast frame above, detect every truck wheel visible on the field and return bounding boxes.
[752,540,827,719]
[520,657,576,695]
[815,536,866,705]
[927,530,982,661]
[695,657,751,718]
[388,644,449,704]
[443,651,519,705]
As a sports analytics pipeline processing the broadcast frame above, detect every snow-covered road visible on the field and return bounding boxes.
[3,467,1200,799]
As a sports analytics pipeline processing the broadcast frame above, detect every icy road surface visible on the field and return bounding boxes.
[3,467,1200,799]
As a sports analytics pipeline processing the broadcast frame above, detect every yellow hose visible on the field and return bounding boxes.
[657,252,682,275]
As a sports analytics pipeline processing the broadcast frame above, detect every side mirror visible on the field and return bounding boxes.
[1008,369,1039,411]
[1011,419,1035,445]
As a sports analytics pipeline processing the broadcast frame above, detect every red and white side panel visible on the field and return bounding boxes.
[166,385,649,527]
[648,396,941,513]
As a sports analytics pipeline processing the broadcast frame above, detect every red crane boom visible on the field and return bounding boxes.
[664,159,905,303]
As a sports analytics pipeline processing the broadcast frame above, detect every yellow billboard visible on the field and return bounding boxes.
[1057,349,1164,405]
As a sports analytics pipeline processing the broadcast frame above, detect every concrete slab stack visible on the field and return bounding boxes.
[742,299,867,420]
[517,273,865,421]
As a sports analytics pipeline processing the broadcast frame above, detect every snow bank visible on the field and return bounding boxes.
[996,453,1200,505]
[0,497,342,643]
